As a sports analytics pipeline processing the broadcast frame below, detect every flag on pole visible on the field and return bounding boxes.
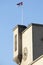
[17,2,23,6]
[16,2,24,25]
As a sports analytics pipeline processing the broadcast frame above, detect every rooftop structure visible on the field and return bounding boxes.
[13,23,43,65]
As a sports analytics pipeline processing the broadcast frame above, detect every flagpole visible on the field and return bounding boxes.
[17,2,23,25]
[22,4,24,25]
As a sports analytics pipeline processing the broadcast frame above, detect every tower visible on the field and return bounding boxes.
[13,25,26,64]
[13,23,43,65]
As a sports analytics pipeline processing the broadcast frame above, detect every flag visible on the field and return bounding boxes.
[17,2,23,6]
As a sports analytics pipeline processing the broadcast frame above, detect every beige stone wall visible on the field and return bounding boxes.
[13,28,18,59]
[33,25,43,60]
[13,25,26,64]
[13,27,23,63]
[21,26,33,65]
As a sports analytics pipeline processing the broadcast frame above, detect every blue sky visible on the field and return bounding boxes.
[0,0,43,65]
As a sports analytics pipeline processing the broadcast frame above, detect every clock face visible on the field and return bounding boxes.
[23,47,28,61]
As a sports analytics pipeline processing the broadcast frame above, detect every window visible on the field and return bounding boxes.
[15,35,17,51]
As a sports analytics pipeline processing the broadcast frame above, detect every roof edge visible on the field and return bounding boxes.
[13,24,27,31]
[13,23,43,32]
[28,55,43,65]
[22,23,43,34]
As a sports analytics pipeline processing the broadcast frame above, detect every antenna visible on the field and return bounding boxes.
[17,2,24,25]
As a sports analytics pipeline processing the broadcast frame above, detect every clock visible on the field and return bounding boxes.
[23,47,28,61]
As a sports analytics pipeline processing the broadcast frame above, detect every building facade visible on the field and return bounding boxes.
[13,23,43,65]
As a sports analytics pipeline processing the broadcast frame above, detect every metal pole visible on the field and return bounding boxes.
[17,2,23,25]
[22,5,24,25]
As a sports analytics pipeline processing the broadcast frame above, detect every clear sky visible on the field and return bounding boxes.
[0,0,43,65]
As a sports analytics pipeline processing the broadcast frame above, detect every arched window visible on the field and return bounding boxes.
[15,35,17,51]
